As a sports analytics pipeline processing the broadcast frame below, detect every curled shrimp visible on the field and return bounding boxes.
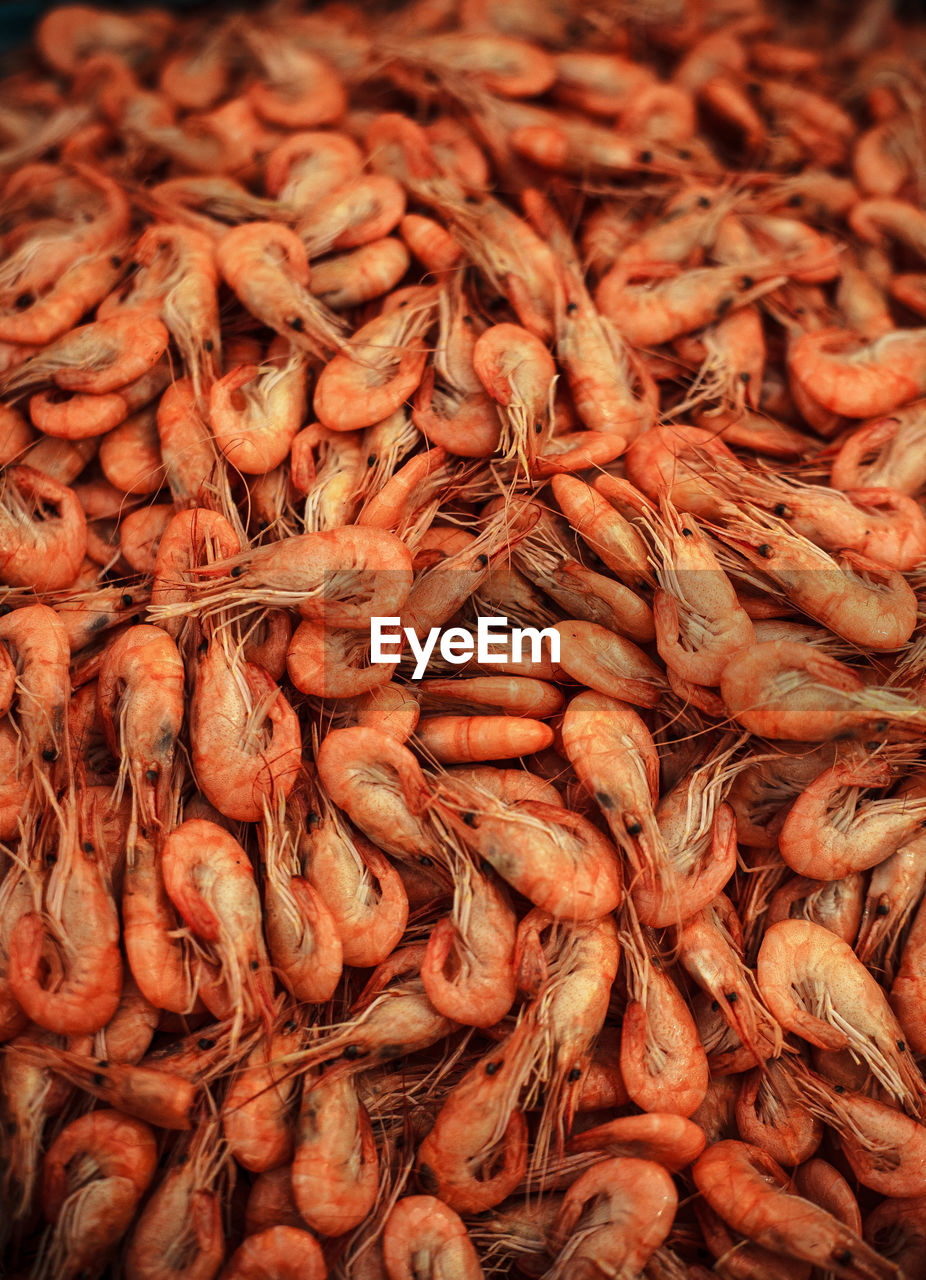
[382,1195,484,1280]
[788,326,926,419]
[693,1139,897,1279]
[758,919,926,1114]
[291,1068,379,1236]
[0,465,87,591]
[219,1228,327,1280]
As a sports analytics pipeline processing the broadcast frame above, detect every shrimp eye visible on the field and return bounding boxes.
[681,527,693,537]
[14,292,34,310]
[230,565,245,578]
[96,1059,109,1068]
[92,1073,106,1086]
[626,820,643,835]
[462,812,476,826]
[306,811,320,826]
[739,371,751,383]
[876,902,890,917]
[773,503,788,516]
[83,842,94,853]
[342,1044,367,1060]
[594,790,614,810]
[787,194,803,207]
[249,959,260,971]
[873,720,888,732]
[834,1084,845,1093]
[534,422,543,433]
[639,149,653,164]
[284,1019,298,1032]
[287,316,305,332]
[204,338,214,352]
[46,851,57,865]
[697,195,711,208]
[568,1066,582,1081]
[565,301,579,314]
[41,747,56,762]
[462,314,473,326]
[711,1000,720,1012]
[109,254,122,268]
[746,80,761,95]
[419,854,434,865]
[651,955,661,968]
[366,455,376,467]
[898,1040,907,1052]
[121,593,133,606]
[757,543,773,558]
[476,553,488,567]
[145,769,158,784]
[834,1251,853,1267]
[198,1037,215,1050]
[726,992,738,1004]
[740,275,755,290]
[485,1060,502,1075]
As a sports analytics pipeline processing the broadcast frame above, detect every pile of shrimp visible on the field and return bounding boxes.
[5,0,926,1275]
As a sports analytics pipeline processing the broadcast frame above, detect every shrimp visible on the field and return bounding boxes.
[310,237,411,310]
[721,640,926,741]
[219,1228,327,1280]
[39,1109,157,1280]
[382,1195,484,1280]
[0,465,87,591]
[546,1157,677,1280]
[472,321,556,473]
[864,1196,926,1278]
[417,1018,535,1212]
[291,1068,379,1236]
[9,810,122,1035]
[788,327,926,419]
[619,916,709,1118]
[161,819,274,1039]
[222,1016,302,1171]
[552,474,652,587]
[416,715,554,763]
[569,1112,707,1172]
[260,801,342,1002]
[124,1123,227,1280]
[210,340,308,475]
[314,293,437,432]
[0,603,70,783]
[735,1056,822,1168]
[831,401,926,494]
[693,1140,897,1279]
[890,890,926,1054]
[151,526,414,629]
[264,130,363,206]
[856,828,926,978]
[757,919,926,1114]
[246,31,345,128]
[298,174,407,258]
[1,310,168,397]
[777,752,926,879]
[216,222,346,358]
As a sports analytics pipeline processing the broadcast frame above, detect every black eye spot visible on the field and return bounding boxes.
[697,195,710,208]
[565,301,578,314]
[834,1250,853,1266]
[835,1084,845,1093]
[476,553,488,567]
[726,991,738,1004]
[773,503,788,517]
[145,769,158,783]
[45,850,57,865]
[873,720,888,733]
[875,902,890,917]
[711,1000,720,1012]
[342,1044,367,1060]
[121,593,133,606]
[92,1072,106,1086]
[14,292,34,310]
[787,194,803,207]
[594,790,614,810]
[109,254,122,268]
[198,1037,215,1050]
[287,316,305,332]
[746,80,761,95]
[533,422,543,434]
[739,371,751,383]
[486,1060,502,1075]
[681,527,693,537]
[204,339,214,352]
[639,149,653,164]
[740,275,755,290]
[716,295,733,317]
[898,1040,907,1052]
[230,565,245,578]
[96,1059,109,1068]
[284,1020,297,1032]
[83,842,94,853]
[627,820,643,836]
[757,543,773,558]
[42,747,57,762]
[462,314,473,326]
[249,959,259,971]
[462,812,476,826]
[568,1066,582,1081]
[419,854,434,865]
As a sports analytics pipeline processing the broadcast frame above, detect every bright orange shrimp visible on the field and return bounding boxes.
[97,624,184,842]
[161,819,274,1037]
[210,339,308,475]
[547,1157,677,1280]
[40,1109,158,1280]
[400,213,462,274]
[788,327,926,419]
[417,1018,535,1212]
[260,802,342,1003]
[124,1123,227,1280]
[291,1068,379,1236]
[246,31,346,128]
[382,1195,484,1280]
[735,1057,822,1168]
[219,1228,327,1280]
[222,1017,302,1171]
[0,602,70,781]
[2,310,168,397]
[758,919,925,1114]
[830,401,926,494]
[150,507,241,642]
[416,715,554,764]
[156,376,227,510]
[287,619,396,698]
[0,465,87,590]
[314,292,436,432]
[693,1140,896,1279]
[264,130,363,206]
[553,475,652,587]
[569,1112,706,1172]
[216,222,346,359]
[864,1194,926,1276]
[298,173,407,259]
[418,676,562,719]
[310,237,410,310]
